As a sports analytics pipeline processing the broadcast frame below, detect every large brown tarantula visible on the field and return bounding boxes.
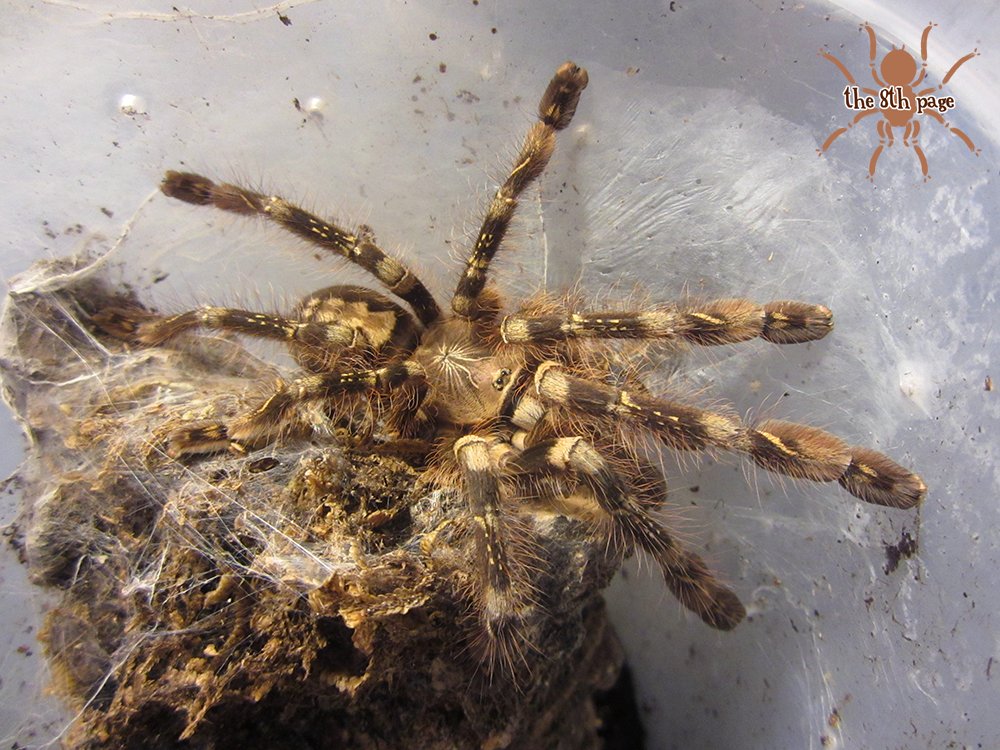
[96,61,925,664]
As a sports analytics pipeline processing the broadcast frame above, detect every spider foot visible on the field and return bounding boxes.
[663,549,746,631]
[475,604,535,682]
[161,171,221,207]
[539,61,589,130]
[165,422,235,459]
[761,301,833,344]
[839,447,927,509]
[91,305,160,344]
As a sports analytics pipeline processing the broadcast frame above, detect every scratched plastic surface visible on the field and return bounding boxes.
[1,1,997,747]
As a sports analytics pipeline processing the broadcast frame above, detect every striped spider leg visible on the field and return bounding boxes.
[452,434,541,675]
[158,171,442,325]
[452,61,588,321]
[96,287,426,457]
[501,419,747,630]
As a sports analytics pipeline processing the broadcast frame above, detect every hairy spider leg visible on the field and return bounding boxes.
[94,285,421,374]
[507,436,746,630]
[167,360,426,457]
[160,171,441,325]
[503,390,745,629]
[500,298,833,348]
[451,62,589,319]
[533,363,926,510]
[454,435,535,677]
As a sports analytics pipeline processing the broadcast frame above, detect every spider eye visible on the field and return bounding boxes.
[492,368,512,391]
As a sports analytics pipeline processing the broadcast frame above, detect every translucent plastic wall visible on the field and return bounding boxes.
[1,2,997,747]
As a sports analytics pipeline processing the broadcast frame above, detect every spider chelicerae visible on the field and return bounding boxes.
[95,61,925,666]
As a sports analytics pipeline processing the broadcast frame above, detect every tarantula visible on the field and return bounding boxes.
[95,61,925,666]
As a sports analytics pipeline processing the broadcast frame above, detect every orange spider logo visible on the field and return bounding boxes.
[818,22,980,181]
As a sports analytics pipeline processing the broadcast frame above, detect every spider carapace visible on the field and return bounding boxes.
[95,61,925,670]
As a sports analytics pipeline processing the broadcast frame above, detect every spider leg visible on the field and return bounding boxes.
[915,50,978,97]
[94,286,420,373]
[862,23,888,88]
[532,362,926,509]
[921,109,981,155]
[818,48,860,86]
[868,121,888,180]
[506,436,745,630]
[501,297,833,348]
[451,62,589,319]
[936,48,980,89]
[904,121,931,180]
[94,305,310,346]
[167,360,425,457]
[882,121,895,148]
[454,435,534,676]
[911,21,937,87]
[817,108,880,155]
[919,22,936,65]
[159,171,441,325]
